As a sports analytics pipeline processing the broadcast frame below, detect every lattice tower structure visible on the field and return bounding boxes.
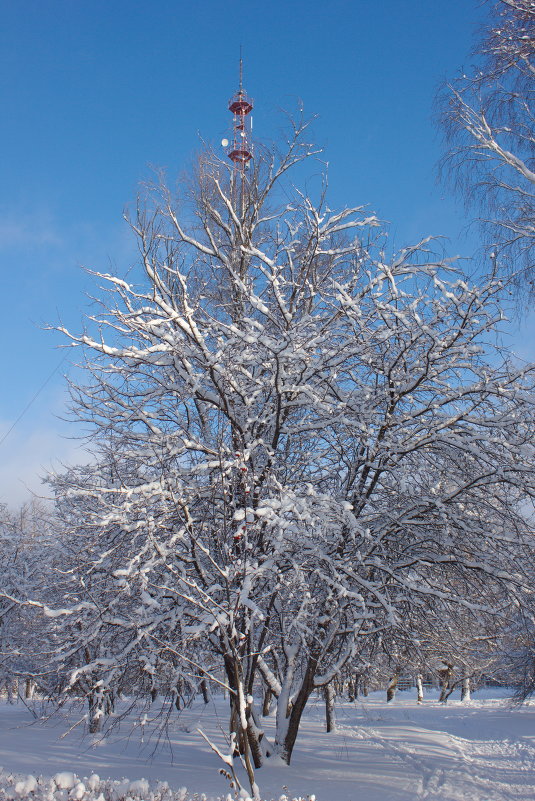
[227,58,253,216]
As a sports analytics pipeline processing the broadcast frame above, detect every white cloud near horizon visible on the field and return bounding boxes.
[0,419,90,509]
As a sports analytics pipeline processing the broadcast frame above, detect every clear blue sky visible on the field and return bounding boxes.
[0,0,532,505]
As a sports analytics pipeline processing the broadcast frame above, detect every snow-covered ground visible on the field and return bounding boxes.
[0,689,534,801]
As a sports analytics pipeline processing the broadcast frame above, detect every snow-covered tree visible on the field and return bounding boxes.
[440,0,535,294]
[0,500,54,700]
[495,583,535,702]
[49,119,535,768]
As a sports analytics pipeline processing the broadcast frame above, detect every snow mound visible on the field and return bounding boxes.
[53,772,77,790]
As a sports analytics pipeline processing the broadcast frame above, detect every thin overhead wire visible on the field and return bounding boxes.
[0,353,68,451]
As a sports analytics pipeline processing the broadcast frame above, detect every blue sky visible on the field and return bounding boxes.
[0,0,532,505]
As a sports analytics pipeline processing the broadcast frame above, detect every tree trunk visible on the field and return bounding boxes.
[229,696,265,770]
[416,673,424,703]
[438,663,454,703]
[387,668,400,702]
[225,652,265,772]
[6,679,17,703]
[200,678,209,704]
[262,686,273,716]
[348,671,361,701]
[274,689,312,764]
[174,679,183,711]
[273,656,317,764]
[247,713,265,768]
[324,683,336,732]
[461,675,471,702]
[88,694,102,734]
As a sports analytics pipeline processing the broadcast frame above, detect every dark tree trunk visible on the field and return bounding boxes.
[324,683,336,732]
[88,694,102,734]
[262,686,273,716]
[274,655,317,765]
[348,671,361,701]
[174,678,183,710]
[224,653,265,770]
[247,716,264,769]
[439,664,454,703]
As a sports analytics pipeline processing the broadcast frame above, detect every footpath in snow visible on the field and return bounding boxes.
[0,689,534,801]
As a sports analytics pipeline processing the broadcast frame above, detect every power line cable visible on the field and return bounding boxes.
[0,353,68,451]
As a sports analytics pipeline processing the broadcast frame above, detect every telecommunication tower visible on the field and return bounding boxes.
[224,56,253,214]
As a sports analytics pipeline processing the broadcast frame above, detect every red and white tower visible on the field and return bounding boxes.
[227,57,253,178]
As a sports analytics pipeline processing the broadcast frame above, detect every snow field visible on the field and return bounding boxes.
[0,691,534,801]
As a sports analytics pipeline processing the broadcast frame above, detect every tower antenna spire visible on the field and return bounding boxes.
[227,52,253,173]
